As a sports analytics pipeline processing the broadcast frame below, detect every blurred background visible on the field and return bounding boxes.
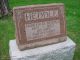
[0,0,80,60]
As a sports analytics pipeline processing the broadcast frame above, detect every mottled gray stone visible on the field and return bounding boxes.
[9,37,76,60]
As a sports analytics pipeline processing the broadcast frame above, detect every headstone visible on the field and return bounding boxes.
[0,0,9,17]
[13,3,66,50]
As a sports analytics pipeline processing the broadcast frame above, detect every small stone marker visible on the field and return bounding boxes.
[13,3,66,50]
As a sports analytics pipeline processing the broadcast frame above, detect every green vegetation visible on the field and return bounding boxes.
[0,0,80,60]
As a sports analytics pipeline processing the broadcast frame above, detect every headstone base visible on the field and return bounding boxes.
[9,37,76,60]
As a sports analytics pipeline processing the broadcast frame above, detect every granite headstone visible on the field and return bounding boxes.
[13,3,66,50]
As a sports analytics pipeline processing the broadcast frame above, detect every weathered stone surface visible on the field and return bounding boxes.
[13,3,66,50]
[9,37,76,60]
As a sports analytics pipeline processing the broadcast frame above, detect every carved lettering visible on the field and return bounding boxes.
[25,10,58,21]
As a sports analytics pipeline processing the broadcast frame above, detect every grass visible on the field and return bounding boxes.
[0,0,80,60]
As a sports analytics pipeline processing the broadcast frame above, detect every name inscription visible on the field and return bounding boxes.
[25,10,58,21]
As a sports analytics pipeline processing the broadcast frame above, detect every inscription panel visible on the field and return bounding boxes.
[25,20,60,41]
